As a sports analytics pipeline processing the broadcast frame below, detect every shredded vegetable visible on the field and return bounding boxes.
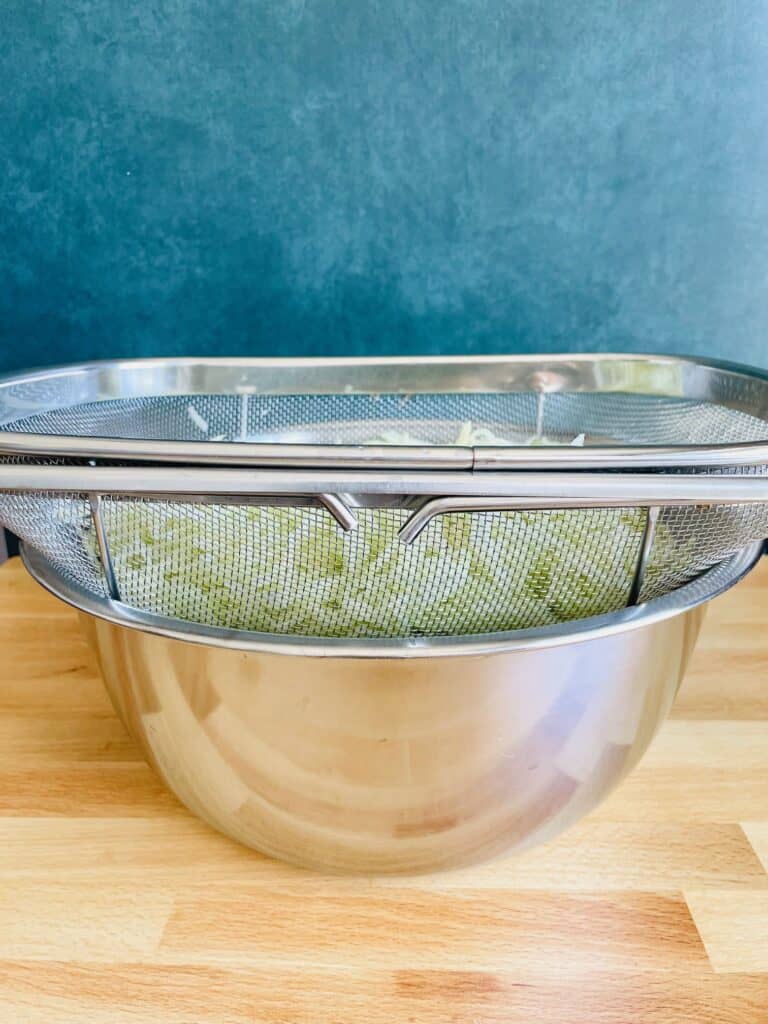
[91,422,645,636]
[371,422,586,447]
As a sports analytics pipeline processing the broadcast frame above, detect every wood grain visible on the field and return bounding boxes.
[744,822,768,872]
[0,556,766,1022]
[685,890,768,973]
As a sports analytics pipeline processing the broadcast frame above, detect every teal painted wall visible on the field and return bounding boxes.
[2,1,768,372]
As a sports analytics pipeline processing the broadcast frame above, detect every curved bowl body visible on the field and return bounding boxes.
[79,606,705,873]
[23,543,759,874]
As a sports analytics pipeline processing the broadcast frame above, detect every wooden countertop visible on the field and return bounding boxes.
[0,555,766,1023]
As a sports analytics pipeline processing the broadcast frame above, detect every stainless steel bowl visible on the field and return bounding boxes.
[22,543,761,874]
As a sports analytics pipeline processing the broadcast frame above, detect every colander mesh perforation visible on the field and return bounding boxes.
[0,372,767,637]
[0,492,106,596]
[640,502,768,601]
[93,500,643,637]
[4,391,768,446]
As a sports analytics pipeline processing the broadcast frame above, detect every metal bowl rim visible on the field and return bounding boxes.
[20,541,762,660]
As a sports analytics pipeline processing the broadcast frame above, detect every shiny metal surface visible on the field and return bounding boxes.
[5,431,768,469]
[24,543,761,873]
[3,463,768,504]
[6,467,768,638]
[88,494,120,601]
[21,542,760,656]
[75,598,705,873]
[1,352,768,469]
[2,354,768,639]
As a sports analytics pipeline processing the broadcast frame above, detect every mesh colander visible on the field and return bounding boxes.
[1,354,767,639]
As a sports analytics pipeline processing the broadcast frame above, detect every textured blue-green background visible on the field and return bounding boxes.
[2,1,768,372]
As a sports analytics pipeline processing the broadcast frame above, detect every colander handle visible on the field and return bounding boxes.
[396,478,768,544]
[1,464,768,503]
[3,429,768,471]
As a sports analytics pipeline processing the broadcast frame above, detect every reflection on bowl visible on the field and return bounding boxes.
[24,543,760,874]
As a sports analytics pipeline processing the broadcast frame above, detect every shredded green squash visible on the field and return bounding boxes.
[91,423,646,636]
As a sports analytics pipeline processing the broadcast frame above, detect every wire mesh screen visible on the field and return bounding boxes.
[1,358,767,639]
[0,492,106,597]
[3,391,768,446]
[0,489,766,636]
[540,393,768,445]
[93,500,646,637]
[637,463,768,601]
[640,503,768,602]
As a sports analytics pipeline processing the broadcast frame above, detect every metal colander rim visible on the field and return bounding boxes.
[1,353,768,470]
[21,541,762,660]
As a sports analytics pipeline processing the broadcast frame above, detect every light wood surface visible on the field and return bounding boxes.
[0,555,766,1023]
